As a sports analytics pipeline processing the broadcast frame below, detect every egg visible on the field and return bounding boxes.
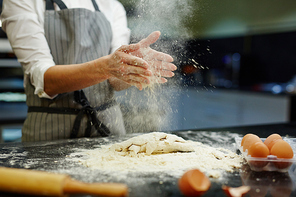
[271,140,293,159]
[248,142,269,157]
[270,139,294,169]
[242,134,262,152]
[247,141,269,168]
[241,133,254,146]
[178,169,211,197]
[263,133,282,151]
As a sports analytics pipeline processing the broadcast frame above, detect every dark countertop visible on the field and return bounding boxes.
[192,122,296,137]
[0,122,296,197]
[184,84,296,97]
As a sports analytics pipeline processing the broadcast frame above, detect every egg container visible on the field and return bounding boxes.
[235,137,296,172]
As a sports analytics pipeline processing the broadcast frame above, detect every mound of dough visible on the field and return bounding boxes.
[110,132,194,156]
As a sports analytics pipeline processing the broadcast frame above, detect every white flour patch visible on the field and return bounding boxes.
[68,132,243,179]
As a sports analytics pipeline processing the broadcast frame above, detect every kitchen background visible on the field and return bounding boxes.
[1,0,296,142]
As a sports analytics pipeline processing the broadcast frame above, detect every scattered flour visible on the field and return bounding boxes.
[69,132,243,179]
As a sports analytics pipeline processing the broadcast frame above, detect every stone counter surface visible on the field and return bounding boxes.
[0,123,296,197]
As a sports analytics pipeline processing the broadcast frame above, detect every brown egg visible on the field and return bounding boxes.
[247,141,269,168]
[241,134,254,146]
[178,169,211,197]
[271,140,294,159]
[270,139,294,169]
[263,133,282,151]
[248,142,269,157]
[242,134,262,152]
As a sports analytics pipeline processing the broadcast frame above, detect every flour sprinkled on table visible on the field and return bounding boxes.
[69,132,243,179]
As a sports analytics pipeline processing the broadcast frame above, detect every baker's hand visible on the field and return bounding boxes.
[103,31,176,90]
[131,31,177,84]
[104,44,153,90]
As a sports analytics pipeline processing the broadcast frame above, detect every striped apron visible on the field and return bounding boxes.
[22,0,126,142]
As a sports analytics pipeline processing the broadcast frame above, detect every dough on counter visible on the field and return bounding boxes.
[70,132,243,178]
[110,132,194,156]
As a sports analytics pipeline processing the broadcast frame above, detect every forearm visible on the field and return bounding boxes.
[43,32,175,97]
[44,58,110,97]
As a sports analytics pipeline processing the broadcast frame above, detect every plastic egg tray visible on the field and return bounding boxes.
[235,137,296,172]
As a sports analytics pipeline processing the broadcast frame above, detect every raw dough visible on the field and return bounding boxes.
[110,132,194,156]
[70,132,243,179]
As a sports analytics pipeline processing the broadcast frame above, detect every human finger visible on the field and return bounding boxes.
[149,61,177,71]
[118,64,153,77]
[138,31,161,48]
[118,44,141,54]
[124,73,150,85]
[115,50,150,69]
[159,77,168,83]
[150,67,174,78]
[111,72,149,91]
[123,79,143,91]
[151,76,167,84]
[124,76,157,91]
[157,70,175,78]
[141,49,174,62]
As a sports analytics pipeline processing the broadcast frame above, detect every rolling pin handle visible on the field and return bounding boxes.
[63,177,128,197]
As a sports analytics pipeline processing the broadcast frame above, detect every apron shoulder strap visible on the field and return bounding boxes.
[91,0,100,11]
[45,0,68,10]
[46,0,100,11]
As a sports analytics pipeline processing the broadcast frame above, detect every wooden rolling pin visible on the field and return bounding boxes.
[0,167,128,196]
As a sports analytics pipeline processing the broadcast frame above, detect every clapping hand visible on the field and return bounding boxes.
[106,31,176,90]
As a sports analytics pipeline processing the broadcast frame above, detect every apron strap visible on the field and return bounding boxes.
[28,101,115,114]
[28,94,115,138]
[46,0,100,11]
[72,90,111,138]
[45,0,55,10]
[46,0,67,10]
[91,0,100,11]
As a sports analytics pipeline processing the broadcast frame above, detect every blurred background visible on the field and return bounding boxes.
[1,0,296,142]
